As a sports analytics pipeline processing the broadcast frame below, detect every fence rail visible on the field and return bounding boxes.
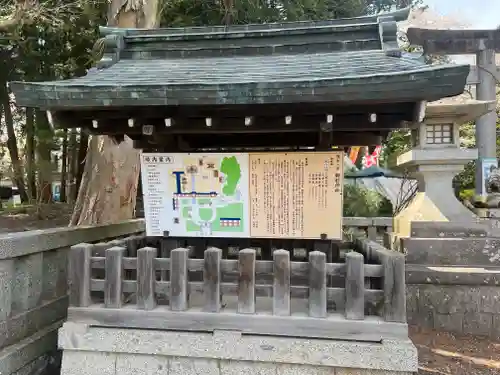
[68,231,407,342]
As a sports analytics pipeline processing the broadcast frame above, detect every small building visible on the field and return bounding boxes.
[11,8,468,152]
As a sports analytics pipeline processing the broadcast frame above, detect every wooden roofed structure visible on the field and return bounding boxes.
[11,8,469,151]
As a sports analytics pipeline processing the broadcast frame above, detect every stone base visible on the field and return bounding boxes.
[393,192,448,239]
[58,323,418,375]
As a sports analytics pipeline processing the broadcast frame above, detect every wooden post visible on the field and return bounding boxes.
[137,247,157,310]
[69,243,93,307]
[367,226,377,241]
[345,251,365,320]
[204,247,221,312]
[383,252,407,323]
[104,246,125,308]
[170,248,189,311]
[273,249,290,316]
[160,238,179,281]
[238,248,256,314]
[308,251,327,318]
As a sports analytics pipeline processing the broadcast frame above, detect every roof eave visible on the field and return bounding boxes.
[10,64,469,110]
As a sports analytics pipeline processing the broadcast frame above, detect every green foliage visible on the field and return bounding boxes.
[343,184,393,217]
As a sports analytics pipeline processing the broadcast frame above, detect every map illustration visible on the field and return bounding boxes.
[165,153,250,237]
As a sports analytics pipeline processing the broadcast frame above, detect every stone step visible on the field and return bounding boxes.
[402,237,500,266]
[410,221,488,238]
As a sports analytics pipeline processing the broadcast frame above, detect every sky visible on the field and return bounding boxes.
[423,0,499,29]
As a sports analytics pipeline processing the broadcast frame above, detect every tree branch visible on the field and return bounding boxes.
[0,0,36,31]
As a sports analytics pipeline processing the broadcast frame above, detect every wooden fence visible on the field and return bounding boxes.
[67,230,406,343]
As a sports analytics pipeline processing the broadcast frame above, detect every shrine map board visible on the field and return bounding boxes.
[140,151,343,239]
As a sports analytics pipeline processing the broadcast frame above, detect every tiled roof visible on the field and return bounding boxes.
[11,8,470,109]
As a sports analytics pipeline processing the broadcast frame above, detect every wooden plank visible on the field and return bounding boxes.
[104,246,125,308]
[68,306,409,342]
[151,257,383,278]
[308,251,327,318]
[273,249,290,316]
[170,248,189,311]
[345,251,365,320]
[160,238,179,280]
[137,247,157,310]
[69,243,93,307]
[204,247,222,312]
[383,253,407,323]
[91,279,383,309]
[238,248,256,314]
[367,226,377,241]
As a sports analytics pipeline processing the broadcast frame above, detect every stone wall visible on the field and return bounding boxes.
[58,323,418,375]
[406,262,500,339]
[0,220,145,375]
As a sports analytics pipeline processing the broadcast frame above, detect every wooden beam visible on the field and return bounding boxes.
[132,132,385,150]
[467,65,500,85]
[58,113,409,134]
[407,28,500,54]
[67,306,409,342]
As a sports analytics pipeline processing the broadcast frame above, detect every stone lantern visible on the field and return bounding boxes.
[393,99,496,238]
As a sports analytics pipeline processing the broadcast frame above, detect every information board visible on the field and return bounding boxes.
[140,151,343,239]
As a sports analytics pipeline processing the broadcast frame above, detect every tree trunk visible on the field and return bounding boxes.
[68,129,78,203]
[25,107,36,200]
[60,128,68,202]
[0,84,28,202]
[74,130,88,201]
[35,110,53,203]
[70,0,160,226]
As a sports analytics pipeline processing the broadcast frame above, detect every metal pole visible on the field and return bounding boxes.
[475,49,497,198]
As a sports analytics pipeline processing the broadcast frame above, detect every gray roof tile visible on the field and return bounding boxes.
[10,8,470,109]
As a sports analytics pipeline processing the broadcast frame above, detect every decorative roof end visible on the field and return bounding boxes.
[96,33,125,70]
[378,15,402,57]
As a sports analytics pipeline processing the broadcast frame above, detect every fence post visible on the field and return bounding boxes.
[204,247,222,312]
[238,248,256,314]
[105,246,125,308]
[273,249,290,316]
[161,238,179,281]
[69,243,93,307]
[137,247,157,310]
[170,248,189,311]
[345,251,365,320]
[308,251,327,318]
[367,226,377,241]
[383,252,407,323]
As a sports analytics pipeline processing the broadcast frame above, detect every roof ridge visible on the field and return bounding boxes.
[93,8,410,70]
[99,8,410,37]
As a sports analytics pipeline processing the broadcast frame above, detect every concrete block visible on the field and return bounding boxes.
[0,259,14,320]
[410,221,488,238]
[57,324,418,373]
[433,313,463,333]
[276,363,333,374]
[115,353,169,375]
[403,238,500,265]
[42,248,69,301]
[11,253,43,314]
[336,371,412,375]
[492,315,500,339]
[221,360,277,375]
[463,312,493,336]
[478,287,500,313]
[169,357,219,375]
[61,351,116,375]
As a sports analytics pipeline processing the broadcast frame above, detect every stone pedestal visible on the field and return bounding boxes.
[393,99,494,239]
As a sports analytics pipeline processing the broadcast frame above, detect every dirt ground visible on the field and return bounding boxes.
[1,208,499,374]
[410,326,500,375]
[0,203,73,233]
